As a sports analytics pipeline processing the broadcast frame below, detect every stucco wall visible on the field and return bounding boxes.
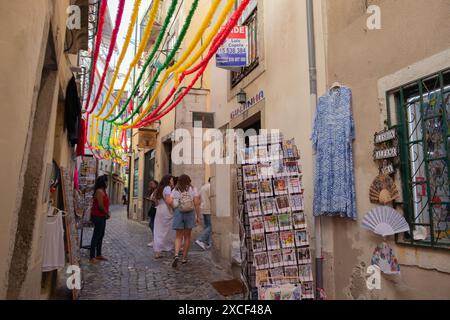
[324,0,450,300]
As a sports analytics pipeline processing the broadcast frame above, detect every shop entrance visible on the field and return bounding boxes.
[235,112,262,147]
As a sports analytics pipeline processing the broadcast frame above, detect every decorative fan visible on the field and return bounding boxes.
[362,206,410,237]
[369,174,400,205]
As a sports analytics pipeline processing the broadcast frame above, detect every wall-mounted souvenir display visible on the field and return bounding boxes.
[268,250,283,268]
[284,266,299,279]
[299,264,314,282]
[283,139,300,160]
[290,194,304,211]
[369,174,400,205]
[285,161,301,176]
[252,234,267,252]
[288,177,302,194]
[373,128,399,175]
[282,249,297,266]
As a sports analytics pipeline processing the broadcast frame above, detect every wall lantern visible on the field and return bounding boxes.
[237,89,247,105]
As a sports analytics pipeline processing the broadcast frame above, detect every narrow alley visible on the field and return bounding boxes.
[79,206,239,300]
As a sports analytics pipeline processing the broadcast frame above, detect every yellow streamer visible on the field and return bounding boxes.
[98,0,161,121]
[94,0,143,118]
[122,0,235,129]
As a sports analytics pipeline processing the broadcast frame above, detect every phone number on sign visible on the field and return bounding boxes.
[178,304,273,318]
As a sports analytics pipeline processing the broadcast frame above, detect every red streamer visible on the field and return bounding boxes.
[135,0,251,128]
[88,0,126,115]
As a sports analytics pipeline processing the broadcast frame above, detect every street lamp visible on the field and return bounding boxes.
[237,89,247,105]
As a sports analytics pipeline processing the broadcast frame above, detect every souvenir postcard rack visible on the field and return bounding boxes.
[237,134,315,300]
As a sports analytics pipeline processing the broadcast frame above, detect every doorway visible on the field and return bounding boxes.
[143,150,156,220]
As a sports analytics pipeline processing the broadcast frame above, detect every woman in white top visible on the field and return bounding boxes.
[166,174,201,268]
[152,175,176,259]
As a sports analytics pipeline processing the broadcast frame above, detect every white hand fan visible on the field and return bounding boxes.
[362,206,410,237]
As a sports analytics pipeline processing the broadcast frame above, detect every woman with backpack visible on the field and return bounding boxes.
[153,175,176,259]
[169,174,201,268]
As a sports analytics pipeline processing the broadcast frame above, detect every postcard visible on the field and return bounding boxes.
[271,160,285,177]
[284,266,299,280]
[276,195,291,213]
[285,161,300,176]
[243,165,258,181]
[257,146,269,162]
[268,144,283,161]
[292,211,307,230]
[256,270,270,287]
[297,248,312,264]
[250,217,265,235]
[280,231,296,249]
[261,197,278,215]
[302,282,315,300]
[268,250,283,268]
[264,215,279,233]
[251,234,266,253]
[299,264,313,282]
[283,139,300,159]
[278,213,293,231]
[266,232,281,251]
[294,230,309,247]
[243,147,257,164]
[269,267,285,284]
[258,163,273,179]
[288,177,302,194]
[258,179,273,197]
[282,249,298,266]
[246,199,262,217]
[245,182,259,200]
[290,194,304,211]
[254,252,270,270]
[273,178,288,195]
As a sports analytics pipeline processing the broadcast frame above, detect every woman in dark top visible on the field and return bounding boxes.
[90,175,110,264]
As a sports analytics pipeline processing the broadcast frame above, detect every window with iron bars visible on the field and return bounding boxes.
[231,9,259,88]
[388,68,450,249]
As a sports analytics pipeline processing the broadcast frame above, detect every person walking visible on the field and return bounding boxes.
[153,175,176,259]
[146,180,159,247]
[196,178,212,250]
[169,175,201,268]
[90,175,110,264]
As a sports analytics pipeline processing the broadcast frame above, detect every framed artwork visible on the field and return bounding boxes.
[282,249,297,267]
[297,248,312,264]
[259,179,274,197]
[278,213,293,231]
[292,211,307,230]
[294,230,309,247]
[266,232,281,250]
[288,177,302,194]
[254,252,270,270]
[268,250,283,268]
[250,216,265,235]
[246,199,262,217]
[251,234,267,252]
[276,195,291,213]
[245,182,259,200]
[290,194,304,211]
[273,178,288,195]
[264,215,279,232]
[298,264,313,282]
[261,197,278,215]
[280,231,296,249]
[243,165,258,181]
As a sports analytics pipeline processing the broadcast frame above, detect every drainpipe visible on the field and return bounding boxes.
[306,0,324,299]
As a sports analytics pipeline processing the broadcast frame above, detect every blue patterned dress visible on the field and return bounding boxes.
[311,87,357,220]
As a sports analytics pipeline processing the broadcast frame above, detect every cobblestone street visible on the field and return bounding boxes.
[79,206,239,300]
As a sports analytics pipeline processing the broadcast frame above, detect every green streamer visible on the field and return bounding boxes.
[114,0,200,126]
[105,0,179,123]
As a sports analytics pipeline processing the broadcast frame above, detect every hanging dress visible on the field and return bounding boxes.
[153,186,176,253]
[311,86,357,220]
[42,208,66,272]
